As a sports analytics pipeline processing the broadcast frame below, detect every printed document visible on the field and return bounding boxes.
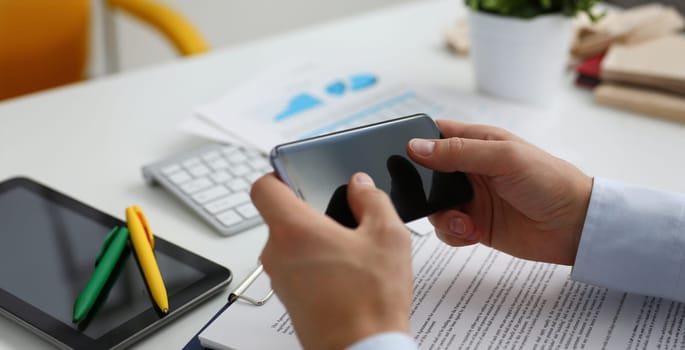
[189,60,557,154]
[199,231,685,349]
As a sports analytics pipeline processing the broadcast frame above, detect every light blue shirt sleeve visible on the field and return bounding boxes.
[572,177,685,302]
[346,332,417,350]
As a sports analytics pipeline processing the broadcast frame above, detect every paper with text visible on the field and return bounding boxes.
[191,60,557,154]
[200,232,685,350]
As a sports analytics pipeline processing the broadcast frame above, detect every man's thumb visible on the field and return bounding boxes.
[346,173,403,231]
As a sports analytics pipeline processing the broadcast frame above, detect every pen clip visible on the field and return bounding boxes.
[131,205,155,249]
[95,226,123,266]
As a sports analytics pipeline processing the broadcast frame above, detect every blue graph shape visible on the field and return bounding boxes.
[325,80,346,96]
[350,74,377,91]
[299,91,425,139]
[273,93,323,122]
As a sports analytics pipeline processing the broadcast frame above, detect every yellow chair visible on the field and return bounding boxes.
[0,0,209,101]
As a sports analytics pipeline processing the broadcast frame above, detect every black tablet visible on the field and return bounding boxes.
[0,177,232,349]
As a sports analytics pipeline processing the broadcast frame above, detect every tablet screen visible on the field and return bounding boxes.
[0,178,231,348]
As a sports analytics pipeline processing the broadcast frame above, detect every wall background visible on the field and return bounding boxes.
[88,0,415,76]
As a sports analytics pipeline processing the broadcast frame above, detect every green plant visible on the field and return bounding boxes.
[466,0,603,21]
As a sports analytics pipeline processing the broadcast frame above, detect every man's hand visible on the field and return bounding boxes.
[408,120,593,265]
[251,172,413,350]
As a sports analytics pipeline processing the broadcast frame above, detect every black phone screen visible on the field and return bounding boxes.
[270,114,473,227]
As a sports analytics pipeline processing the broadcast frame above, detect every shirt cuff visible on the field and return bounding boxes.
[346,332,417,350]
[572,177,685,302]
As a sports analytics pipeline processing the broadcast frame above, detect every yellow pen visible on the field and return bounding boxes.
[126,205,169,313]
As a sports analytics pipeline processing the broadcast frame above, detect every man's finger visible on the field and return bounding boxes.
[346,172,404,232]
[427,209,476,241]
[407,136,521,176]
[436,120,524,142]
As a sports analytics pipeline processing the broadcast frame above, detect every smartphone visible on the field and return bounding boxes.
[270,114,473,227]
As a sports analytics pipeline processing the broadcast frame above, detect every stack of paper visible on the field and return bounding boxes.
[601,35,685,95]
[595,35,685,122]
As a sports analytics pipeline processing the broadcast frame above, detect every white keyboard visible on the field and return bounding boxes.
[142,143,271,236]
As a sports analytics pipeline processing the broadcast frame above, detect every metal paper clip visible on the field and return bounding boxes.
[228,264,274,306]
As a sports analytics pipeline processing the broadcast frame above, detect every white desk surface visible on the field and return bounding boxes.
[1,0,685,348]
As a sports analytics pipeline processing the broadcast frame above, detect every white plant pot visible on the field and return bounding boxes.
[469,10,574,106]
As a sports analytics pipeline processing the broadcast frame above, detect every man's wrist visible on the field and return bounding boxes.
[570,175,594,265]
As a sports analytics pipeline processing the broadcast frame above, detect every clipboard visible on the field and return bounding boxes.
[183,264,274,350]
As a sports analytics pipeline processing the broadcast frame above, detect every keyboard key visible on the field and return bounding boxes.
[204,192,251,214]
[167,170,191,185]
[248,158,269,170]
[217,210,242,227]
[244,148,262,157]
[221,145,239,154]
[209,170,232,183]
[182,157,201,168]
[161,164,181,175]
[180,178,213,194]
[227,152,248,164]
[230,164,251,177]
[245,172,263,184]
[192,185,230,204]
[202,151,221,161]
[237,203,259,219]
[208,158,230,170]
[226,178,249,192]
[188,164,211,177]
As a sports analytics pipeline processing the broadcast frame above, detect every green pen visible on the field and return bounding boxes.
[73,226,130,323]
